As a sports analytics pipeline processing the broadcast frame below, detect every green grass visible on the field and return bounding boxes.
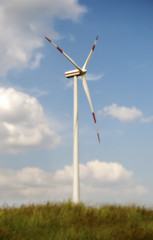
[0,201,153,240]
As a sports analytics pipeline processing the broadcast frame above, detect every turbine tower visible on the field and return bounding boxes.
[44,35,100,203]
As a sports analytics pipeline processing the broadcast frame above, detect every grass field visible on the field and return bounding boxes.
[0,201,153,240]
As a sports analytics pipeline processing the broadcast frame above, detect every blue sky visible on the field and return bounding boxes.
[0,0,152,206]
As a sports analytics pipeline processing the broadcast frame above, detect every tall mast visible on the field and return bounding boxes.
[73,75,80,203]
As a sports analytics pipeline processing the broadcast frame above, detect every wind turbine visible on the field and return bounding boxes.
[44,35,100,203]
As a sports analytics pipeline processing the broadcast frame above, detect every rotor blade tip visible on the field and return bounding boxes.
[97,133,100,143]
[96,35,98,40]
[44,36,51,43]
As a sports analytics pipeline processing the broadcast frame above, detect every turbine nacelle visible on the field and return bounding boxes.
[65,69,87,78]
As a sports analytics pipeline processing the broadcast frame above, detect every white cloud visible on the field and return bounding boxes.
[86,73,104,81]
[0,87,61,153]
[99,103,153,123]
[0,160,148,205]
[0,0,87,76]
[101,103,143,122]
[141,116,153,123]
[30,53,44,69]
[53,165,73,183]
[82,160,133,182]
[66,80,74,88]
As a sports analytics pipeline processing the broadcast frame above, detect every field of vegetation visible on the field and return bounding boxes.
[0,201,153,240]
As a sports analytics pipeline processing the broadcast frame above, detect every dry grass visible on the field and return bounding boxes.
[0,201,153,239]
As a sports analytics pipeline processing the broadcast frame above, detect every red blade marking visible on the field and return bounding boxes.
[45,36,51,43]
[92,44,95,51]
[92,112,96,123]
[57,46,63,54]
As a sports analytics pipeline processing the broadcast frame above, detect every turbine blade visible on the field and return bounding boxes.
[83,35,98,70]
[44,36,83,73]
[82,75,100,143]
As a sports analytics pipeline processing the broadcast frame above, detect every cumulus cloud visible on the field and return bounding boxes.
[0,87,61,153]
[102,104,143,122]
[0,160,148,205]
[0,0,87,76]
[98,103,153,123]
[81,160,133,182]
